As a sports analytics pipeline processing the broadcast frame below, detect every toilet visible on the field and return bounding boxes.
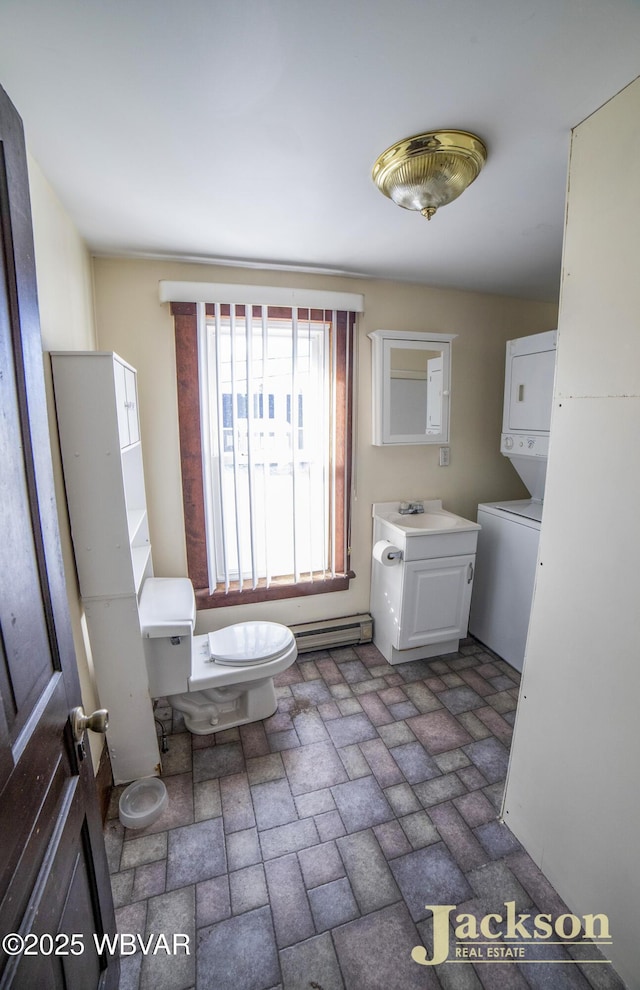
[139,577,297,735]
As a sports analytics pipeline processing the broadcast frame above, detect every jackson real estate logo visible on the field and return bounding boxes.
[411,901,613,967]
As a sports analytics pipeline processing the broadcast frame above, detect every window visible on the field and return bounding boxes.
[171,299,356,607]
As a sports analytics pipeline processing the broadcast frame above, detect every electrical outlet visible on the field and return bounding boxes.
[439,446,450,467]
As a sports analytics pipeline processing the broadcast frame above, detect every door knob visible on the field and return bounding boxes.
[70,706,109,744]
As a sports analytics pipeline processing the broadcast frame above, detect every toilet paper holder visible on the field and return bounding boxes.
[373,540,404,566]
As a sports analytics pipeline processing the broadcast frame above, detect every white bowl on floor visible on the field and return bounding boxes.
[118,777,168,829]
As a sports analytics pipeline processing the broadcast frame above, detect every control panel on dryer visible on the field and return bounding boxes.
[500,433,550,458]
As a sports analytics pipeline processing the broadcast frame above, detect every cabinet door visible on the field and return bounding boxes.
[113,357,130,447]
[398,555,475,649]
[123,364,140,444]
[114,358,140,447]
[426,356,443,433]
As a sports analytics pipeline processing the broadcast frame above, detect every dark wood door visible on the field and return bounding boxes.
[0,84,118,989]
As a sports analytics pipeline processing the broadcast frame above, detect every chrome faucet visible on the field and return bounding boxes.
[398,501,425,515]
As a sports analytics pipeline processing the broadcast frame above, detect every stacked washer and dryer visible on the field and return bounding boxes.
[469,330,557,672]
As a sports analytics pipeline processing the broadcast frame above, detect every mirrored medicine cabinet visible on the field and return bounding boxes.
[368,329,456,445]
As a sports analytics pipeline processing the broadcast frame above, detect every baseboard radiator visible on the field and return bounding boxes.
[290,614,373,653]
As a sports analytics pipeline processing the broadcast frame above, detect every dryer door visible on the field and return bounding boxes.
[506,347,556,433]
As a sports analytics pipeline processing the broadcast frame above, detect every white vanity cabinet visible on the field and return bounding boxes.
[51,351,160,784]
[370,501,479,664]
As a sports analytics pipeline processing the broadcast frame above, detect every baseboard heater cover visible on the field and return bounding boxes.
[290,614,373,652]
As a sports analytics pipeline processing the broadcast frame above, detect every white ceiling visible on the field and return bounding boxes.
[0,0,639,301]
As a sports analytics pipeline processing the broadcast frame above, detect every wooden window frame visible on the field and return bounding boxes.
[172,302,355,608]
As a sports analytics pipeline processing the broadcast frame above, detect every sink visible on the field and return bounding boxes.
[372,499,481,561]
[382,511,464,532]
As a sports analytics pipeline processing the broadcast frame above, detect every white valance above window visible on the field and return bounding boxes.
[159,280,365,313]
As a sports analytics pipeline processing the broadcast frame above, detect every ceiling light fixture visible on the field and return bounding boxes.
[372,129,487,220]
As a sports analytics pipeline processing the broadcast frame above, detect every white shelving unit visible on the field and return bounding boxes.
[51,351,160,784]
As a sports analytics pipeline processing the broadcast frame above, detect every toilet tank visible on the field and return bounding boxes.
[139,578,196,697]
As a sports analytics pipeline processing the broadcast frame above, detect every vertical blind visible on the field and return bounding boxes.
[195,301,354,595]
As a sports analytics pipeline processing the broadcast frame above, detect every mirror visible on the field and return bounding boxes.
[369,330,456,445]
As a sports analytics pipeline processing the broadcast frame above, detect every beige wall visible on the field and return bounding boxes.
[503,76,640,988]
[92,257,556,634]
[28,154,104,769]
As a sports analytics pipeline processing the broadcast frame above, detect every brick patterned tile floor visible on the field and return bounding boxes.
[105,639,626,990]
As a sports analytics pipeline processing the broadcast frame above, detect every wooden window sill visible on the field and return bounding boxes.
[194,574,353,609]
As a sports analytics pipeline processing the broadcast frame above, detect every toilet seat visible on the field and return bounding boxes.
[208,621,294,667]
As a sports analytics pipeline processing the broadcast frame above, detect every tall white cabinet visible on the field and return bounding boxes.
[51,352,160,784]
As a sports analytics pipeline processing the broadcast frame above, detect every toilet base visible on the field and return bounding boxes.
[168,678,277,735]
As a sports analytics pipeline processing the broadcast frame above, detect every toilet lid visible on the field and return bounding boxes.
[208,621,293,666]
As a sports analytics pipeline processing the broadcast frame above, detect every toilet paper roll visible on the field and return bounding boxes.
[373,540,402,566]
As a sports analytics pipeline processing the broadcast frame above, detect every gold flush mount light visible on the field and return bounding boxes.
[372,129,487,220]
